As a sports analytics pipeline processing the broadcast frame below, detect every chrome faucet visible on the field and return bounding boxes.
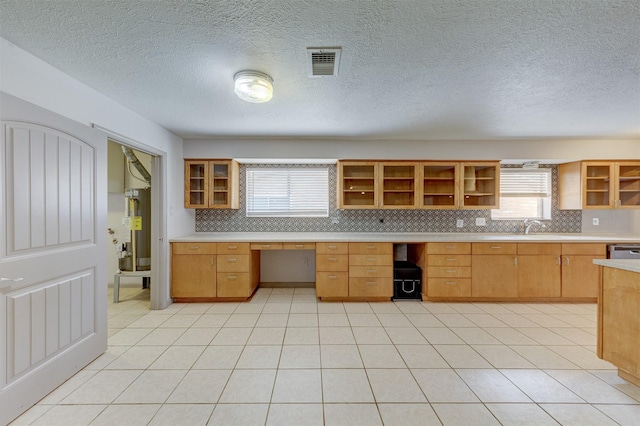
[524,219,546,234]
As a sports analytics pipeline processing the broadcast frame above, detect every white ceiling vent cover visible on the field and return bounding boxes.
[307,47,341,77]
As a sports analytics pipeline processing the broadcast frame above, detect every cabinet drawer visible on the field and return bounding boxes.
[316,242,349,254]
[316,272,349,297]
[217,243,251,254]
[349,243,393,255]
[349,265,393,278]
[427,255,471,267]
[517,243,561,255]
[349,277,393,297]
[172,242,217,255]
[217,273,250,297]
[217,254,250,272]
[561,243,607,256]
[472,243,517,255]
[427,278,471,298]
[349,254,393,266]
[427,242,471,255]
[250,242,283,250]
[283,242,316,250]
[427,266,471,278]
[316,254,349,271]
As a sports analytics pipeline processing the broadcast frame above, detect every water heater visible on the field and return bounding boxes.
[118,188,151,272]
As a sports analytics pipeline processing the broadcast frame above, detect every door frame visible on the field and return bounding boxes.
[93,125,169,310]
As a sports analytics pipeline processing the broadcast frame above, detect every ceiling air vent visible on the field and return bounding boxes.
[307,47,341,77]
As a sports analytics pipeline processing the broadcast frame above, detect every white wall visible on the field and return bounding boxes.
[1,37,192,306]
[184,138,640,162]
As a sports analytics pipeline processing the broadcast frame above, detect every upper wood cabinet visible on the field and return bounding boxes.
[184,159,239,209]
[379,162,420,208]
[559,161,640,210]
[338,161,378,208]
[421,161,499,209]
[338,161,420,209]
[339,160,499,210]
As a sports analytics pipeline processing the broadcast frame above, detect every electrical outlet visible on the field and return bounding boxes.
[593,218,599,226]
[476,218,486,226]
[456,219,464,228]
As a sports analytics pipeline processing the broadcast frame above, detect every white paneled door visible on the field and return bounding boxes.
[0,93,107,424]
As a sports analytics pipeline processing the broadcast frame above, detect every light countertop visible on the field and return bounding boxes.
[593,259,640,274]
[171,232,640,244]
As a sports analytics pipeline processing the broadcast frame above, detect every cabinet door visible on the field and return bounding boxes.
[517,255,561,297]
[582,162,615,209]
[561,255,604,298]
[472,255,518,297]
[338,162,378,208]
[184,160,209,208]
[379,162,419,208]
[421,162,459,209]
[208,160,239,209]
[171,254,216,297]
[460,162,499,209]
[616,162,640,209]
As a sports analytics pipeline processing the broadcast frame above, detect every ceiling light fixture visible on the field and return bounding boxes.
[234,70,273,103]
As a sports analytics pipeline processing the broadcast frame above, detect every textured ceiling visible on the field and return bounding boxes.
[0,0,639,140]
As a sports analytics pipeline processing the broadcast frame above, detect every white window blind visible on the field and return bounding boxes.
[492,168,552,220]
[246,168,329,217]
[499,169,551,197]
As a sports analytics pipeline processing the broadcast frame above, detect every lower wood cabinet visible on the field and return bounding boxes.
[348,243,393,298]
[316,243,349,298]
[426,243,471,298]
[171,242,259,301]
[517,244,561,298]
[171,243,217,299]
[561,243,606,298]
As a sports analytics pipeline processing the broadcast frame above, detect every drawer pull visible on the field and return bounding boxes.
[366,245,377,250]
[227,275,238,280]
[445,269,456,273]
[491,246,502,249]
[445,281,457,285]
[227,258,238,263]
[328,257,338,262]
[366,269,377,274]
[445,245,456,249]
[366,281,378,285]
[227,245,238,250]
[262,244,271,248]
[446,258,457,261]
[328,275,337,279]
[327,245,337,249]
[366,257,376,262]
[295,244,304,248]
[188,245,200,250]
[210,257,214,265]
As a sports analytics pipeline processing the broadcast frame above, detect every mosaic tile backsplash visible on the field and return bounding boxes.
[195,164,582,233]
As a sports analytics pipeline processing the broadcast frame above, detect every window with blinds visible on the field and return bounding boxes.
[491,168,552,220]
[246,168,329,217]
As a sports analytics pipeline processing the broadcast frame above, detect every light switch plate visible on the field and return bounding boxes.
[456,219,464,228]
[476,218,486,226]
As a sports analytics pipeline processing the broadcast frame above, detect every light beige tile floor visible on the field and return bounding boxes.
[11,286,640,426]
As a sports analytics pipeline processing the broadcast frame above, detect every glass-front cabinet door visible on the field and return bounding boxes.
[185,160,208,208]
[210,161,230,207]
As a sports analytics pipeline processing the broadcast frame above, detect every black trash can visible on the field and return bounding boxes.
[393,261,422,300]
